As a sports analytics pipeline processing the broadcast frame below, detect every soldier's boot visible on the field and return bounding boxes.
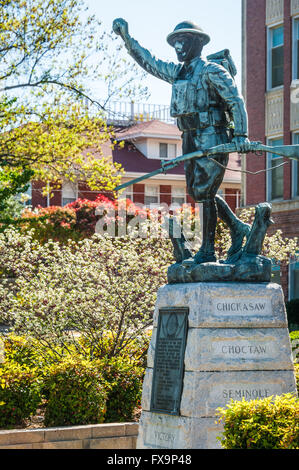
[193,249,217,264]
[182,248,216,267]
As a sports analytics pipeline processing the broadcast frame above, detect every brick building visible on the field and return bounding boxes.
[242,0,299,300]
[30,117,242,213]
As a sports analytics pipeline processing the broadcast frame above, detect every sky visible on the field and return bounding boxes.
[85,0,243,106]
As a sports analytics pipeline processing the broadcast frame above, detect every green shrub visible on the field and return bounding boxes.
[216,394,299,449]
[4,334,46,370]
[0,363,42,428]
[99,356,144,423]
[2,333,148,426]
[286,299,299,331]
[295,364,299,393]
[290,331,299,363]
[43,358,107,427]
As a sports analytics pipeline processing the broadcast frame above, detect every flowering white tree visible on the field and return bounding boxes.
[0,228,172,358]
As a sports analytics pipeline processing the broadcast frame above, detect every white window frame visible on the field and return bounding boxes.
[171,186,186,208]
[21,182,32,206]
[292,133,299,199]
[144,185,160,208]
[267,24,284,91]
[266,136,284,202]
[62,181,78,206]
[119,184,133,202]
[292,16,299,80]
[288,255,299,301]
[159,142,177,160]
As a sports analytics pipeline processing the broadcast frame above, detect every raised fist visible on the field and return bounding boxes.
[113,18,129,38]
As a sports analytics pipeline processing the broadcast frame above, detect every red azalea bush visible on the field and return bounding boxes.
[19,195,153,243]
[66,197,103,238]
[20,205,77,243]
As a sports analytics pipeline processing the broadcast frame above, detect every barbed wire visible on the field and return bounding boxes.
[209,157,289,175]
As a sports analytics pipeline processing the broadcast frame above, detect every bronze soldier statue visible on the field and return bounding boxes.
[113,18,252,264]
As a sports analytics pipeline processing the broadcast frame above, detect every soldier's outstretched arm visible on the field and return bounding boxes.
[113,18,178,84]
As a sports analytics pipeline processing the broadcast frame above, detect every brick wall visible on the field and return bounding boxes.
[245,0,294,205]
[0,423,138,449]
[246,0,267,206]
[133,184,145,204]
[245,0,299,301]
[267,208,299,240]
[31,181,48,207]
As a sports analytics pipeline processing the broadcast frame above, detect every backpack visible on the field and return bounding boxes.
[206,49,237,79]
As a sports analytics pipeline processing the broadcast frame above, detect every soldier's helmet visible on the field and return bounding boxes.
[167,21,210,47]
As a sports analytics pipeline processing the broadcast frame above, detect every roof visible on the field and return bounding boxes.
[112,141,185,175]
[115,119,181,141]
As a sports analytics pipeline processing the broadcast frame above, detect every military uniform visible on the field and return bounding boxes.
[112,18,251,263]
[123,36,248,202]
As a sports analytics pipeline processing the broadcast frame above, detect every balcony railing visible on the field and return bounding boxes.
[104,101,176,125]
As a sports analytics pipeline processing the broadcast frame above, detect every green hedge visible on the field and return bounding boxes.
[43,358,107,427]
[0,363,42,428]
[216,394,299,449]
[1,334,146,427]
[290,331,299,363]
[99,357,144,423]
[295,364,299,393]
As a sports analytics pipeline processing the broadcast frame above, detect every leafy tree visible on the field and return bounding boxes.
[0,0,148,213]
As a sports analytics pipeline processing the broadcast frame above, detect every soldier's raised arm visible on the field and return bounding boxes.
[112,18,179,84]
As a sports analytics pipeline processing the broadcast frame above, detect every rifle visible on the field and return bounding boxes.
[114,141,299,192]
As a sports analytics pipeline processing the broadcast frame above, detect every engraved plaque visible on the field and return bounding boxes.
[150,307,188,415]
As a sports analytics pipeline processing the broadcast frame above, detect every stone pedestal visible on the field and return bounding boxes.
[136,282,297,449]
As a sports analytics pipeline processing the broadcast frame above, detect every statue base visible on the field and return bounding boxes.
[136,282,297,449]
[167,254,272,284]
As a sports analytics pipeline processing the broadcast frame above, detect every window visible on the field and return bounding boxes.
[268,25,284,89]
[267,138,284,201]
[171,186,186,206]
[144,185,159,207]
[119,184,133,202]
[289,258,299,300]
[21,182,32,206]
[292,133,299,198]
[62,181,77,206]
[159,143,177,159]
[293,18,299,80]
